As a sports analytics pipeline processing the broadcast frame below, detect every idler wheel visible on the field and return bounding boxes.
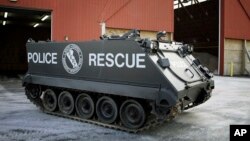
[58,91,74,115]
[120,100,145,129]
[26,85,41,99]
[96,96,118,124]
[75,94,94,119]
[42,89,57,112]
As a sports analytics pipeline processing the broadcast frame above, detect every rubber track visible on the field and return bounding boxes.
[44,111,175,133]
[25,87,180,133]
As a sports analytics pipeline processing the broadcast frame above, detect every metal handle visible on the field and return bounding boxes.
[185,68,194,78]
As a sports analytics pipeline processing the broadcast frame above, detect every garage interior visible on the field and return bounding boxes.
[174,0,219,73]
[0,7,51,75]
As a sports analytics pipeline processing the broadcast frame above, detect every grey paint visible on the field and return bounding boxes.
[23,39,213,107]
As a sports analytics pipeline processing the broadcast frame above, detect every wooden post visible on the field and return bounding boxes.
[230,62,234,77]
[242,40,246,74]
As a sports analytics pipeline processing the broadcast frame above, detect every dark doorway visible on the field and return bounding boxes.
[174,0,219,73]
[0,7,51,75]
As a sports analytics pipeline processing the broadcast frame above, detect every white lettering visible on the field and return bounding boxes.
[106,53,114,67]
[97,53,105,67]
[234,129,247,136]
[33,52,39,63]
[28,53,32,63]
[136,54,146,68]
[115,53,125,68]
[234,129,241,136]
[52,53,57,64]
[242,129,247,136]
[89,53,96,66]
[45,53,51,64]
[126,54,135,68]
[89,53,145,68]
[38,53,45,63]
[27,52,57,64]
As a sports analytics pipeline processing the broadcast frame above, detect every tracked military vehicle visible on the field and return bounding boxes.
[23,30,214,132]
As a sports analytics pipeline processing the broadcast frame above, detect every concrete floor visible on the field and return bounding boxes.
[0,76,249,141]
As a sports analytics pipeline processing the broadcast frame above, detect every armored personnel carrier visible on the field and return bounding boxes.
[23,30,214,132]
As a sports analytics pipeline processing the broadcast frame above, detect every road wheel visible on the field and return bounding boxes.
[58,91,74,115]
[42,89,57,112]
[96,96,118,124]
[120,100,145,129]
[75,93,94,119]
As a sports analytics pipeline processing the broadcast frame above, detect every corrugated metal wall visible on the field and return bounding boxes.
[53,0,110,41]
[220,0,250,75]
[104,0,173,32]
[52,0,174,41]
[224,0,250,40]
[0,0,174,41]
